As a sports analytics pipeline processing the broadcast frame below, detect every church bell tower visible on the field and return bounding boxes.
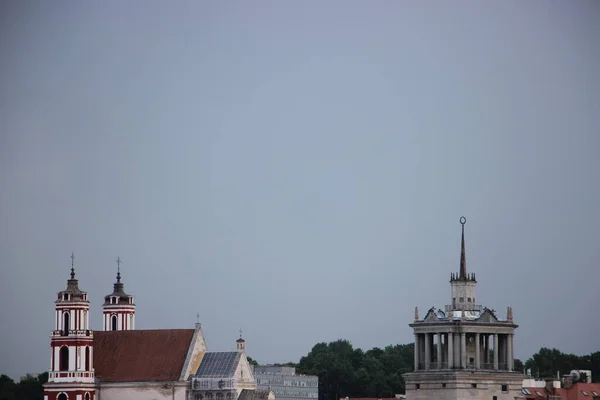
[102,257,135,331]
[44,253,96,400]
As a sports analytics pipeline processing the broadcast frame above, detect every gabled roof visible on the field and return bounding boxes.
[94,329,195,382]
[194,352,241,378]
[238,389,272,400]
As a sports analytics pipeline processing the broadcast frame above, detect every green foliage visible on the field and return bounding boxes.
[247,356,260,367]
[0,373,47,400]
[524,348,600,383]
[296,340,414,400]
[514,358,524,373]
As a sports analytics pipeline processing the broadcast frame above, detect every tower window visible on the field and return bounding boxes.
[415,384,420,390]
[111,315,117,331]
[63,293,69,301]
[59,346,69,371]
[62,312,70,336]
[459,297,464,302]
[85,346,90,371]
[58,394,68,400]
[502,385,508,392]
[468,297,471,302]
[85,393,90,400]
[471,383,477,388]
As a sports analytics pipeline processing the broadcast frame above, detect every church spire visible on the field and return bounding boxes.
[70,252,76,279]
[459,216,467,279]
[116,256,121,283]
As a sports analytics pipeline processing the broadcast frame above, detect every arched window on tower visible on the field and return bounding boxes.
[59,346,69,371]
[62,312,70,336]
[85,346,90,371]
[111,315,117,331]
[58,393,68,400]
[85,393,90,400]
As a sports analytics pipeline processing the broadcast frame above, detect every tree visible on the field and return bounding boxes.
[0,374,17,400]
[514,359,524,373]
[247,356,259,367]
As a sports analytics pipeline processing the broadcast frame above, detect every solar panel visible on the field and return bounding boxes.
[195,352,241,378]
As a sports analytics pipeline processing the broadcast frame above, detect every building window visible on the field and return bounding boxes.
[471,383,477,388]
[452,298,456,307]
[502,384,508,392]
[493,397,498,400]
[63,294,69,301]
[415,384,420,390]
[111,315,117,331]
[85,393,90,400]
[85,346,90,371]
[442,383,446,388]
[58,393,68,400]
[62,312,70,336]
[459,297,464,302]
[468,297,471,302]
[59,346,69,371]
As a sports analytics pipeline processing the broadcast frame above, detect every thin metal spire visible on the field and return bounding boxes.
[239,328,243,339]
[196,313,200,324]
[459,216,467,279]
[70,252,75,279]
[116,257,122,282]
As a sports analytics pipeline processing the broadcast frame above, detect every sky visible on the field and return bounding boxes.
[1,0,599,380]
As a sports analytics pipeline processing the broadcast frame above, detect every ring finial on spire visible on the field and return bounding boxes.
[460,216,466,226]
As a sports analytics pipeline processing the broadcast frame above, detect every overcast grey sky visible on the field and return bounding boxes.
[1,1,599,379]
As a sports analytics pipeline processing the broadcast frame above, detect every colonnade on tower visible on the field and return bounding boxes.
[403,217,522,400]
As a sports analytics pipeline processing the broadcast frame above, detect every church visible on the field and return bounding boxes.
[43,255,273,400]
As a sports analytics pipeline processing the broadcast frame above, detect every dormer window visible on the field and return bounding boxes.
[83,294,87,301]
[63,293,69,301]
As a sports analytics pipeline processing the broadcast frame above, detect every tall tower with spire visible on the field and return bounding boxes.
[44,253,96,400]
[449,216,477,311]
[403,218,523,400]
[102,257,135,331]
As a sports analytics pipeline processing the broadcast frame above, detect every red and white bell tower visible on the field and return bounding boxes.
[44,253,96,400]
[102,257,135,331]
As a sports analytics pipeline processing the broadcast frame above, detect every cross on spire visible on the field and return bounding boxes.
[239,328,243,339]
[196,313,200,324]
[70,252,75,279]
[116,256,122,282]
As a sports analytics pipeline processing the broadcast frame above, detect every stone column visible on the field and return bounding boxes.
[475,333,480,369]
[508,334,513,371]
[424,333,430,370]
[414,333,419,370]
[493,334,499,370]
[437,333,443,369]
[447,332,453,369]
[460,333,466,369]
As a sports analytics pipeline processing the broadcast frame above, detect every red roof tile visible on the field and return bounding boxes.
[94,329,195,382]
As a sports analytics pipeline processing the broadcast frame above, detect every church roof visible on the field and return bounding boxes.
[193,352,241,378]
[238,389,272,400]
[94,329,195,382]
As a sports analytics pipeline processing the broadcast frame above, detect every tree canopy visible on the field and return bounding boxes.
[524,347,600,383]
[0,372,47,400]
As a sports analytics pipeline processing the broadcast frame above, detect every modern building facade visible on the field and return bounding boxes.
[253,366,318,400]
[402,217,524,400]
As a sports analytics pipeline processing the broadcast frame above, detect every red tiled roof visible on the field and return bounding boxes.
[566,383,600,400]
[94,329,195,382]
[523,384,600,400]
